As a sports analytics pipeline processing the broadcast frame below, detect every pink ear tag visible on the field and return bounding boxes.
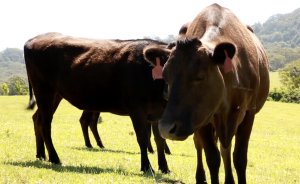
[224,50,233,73]
[152,57,163,79]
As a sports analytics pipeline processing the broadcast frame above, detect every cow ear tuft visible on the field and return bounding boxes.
[143,46,171,67]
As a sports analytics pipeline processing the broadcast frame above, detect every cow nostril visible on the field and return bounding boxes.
[169,124,177,135]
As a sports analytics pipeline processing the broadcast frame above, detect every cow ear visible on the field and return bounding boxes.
[212,42,236,73]
[143,46,171,67]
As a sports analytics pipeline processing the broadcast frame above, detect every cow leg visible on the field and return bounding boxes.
[151,122,171,155]
[196,124,221,184]
[129,109,154,173]
[233,110,255,184]
[80,111,93,148]
[34,92,62,164]
[164,140,171,155]
[193,130,206,184]
[221,143,235,184]
[33,94,62,161]
[89,112,105,148]
[32,110,45,160]
[147,123,154,153]
[151,121,170,173]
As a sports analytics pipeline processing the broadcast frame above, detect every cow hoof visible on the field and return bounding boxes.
[148,150,155,154]
[141,167,155,174]
[159,167,170,174]
[86,145,93,148]
[98,144,105,149]
[36,154,46,160]
[165,150,171,155]
[49,157,61,165]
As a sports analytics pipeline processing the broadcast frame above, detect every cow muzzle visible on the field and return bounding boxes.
[158,120,194,141]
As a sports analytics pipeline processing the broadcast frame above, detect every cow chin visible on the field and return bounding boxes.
[158,120,194,141]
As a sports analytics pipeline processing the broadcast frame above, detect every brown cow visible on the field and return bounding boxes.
[79,111,171,155]
[24,33,171,173]
[143,4,269,184]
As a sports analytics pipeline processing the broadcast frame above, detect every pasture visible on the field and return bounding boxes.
[269,71,282,90]
[0,96,299,184]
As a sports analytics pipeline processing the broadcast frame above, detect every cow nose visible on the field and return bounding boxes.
[158,121,178,139]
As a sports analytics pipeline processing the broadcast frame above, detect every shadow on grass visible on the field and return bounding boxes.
[5,160,129,174]
[5,160,185,183]
[71,147,140,155]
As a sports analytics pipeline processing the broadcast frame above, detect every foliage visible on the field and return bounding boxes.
[3,75,28,95]
[13,81,23,95]
[0,48,25,63]
[251,8,300,70]
[252,8,300,49]
[268,87,300,103]
[1,83,9,95]
[278,60,300,88]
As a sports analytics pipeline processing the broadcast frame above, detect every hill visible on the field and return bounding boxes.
[0,48,27,94]
[252,8,300,49]
[250,8,300,71]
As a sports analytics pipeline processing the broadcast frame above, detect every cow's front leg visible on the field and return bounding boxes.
[130,109,154,173]
[80,111,93,148]
[195,123,221,184]
[151,121,170,173]
[233,110,255,184]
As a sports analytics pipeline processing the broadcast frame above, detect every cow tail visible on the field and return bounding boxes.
[27,78,36,110]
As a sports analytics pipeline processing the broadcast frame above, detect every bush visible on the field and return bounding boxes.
[268,87,300,103]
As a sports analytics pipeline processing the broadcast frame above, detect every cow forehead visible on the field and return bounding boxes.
[167,45,211,70]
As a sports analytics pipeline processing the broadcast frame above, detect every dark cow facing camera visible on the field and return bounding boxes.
[144,3,269,184]
[24,33,171,173]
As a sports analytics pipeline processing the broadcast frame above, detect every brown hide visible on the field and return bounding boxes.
[143,3,269,183]
[24,33,171,173]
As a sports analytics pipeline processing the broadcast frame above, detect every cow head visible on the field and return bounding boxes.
[143,36,236,140]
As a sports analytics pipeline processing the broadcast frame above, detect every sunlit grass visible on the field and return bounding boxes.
[0,96,299,183]
[269,71,282,90]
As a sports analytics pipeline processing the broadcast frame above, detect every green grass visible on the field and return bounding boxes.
[269,71,282,90]
[0,96,299,183]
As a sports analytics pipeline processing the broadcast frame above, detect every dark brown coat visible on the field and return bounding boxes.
[25,33,170,173]
[144,4,269,183]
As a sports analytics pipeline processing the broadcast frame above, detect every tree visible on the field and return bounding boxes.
[1,83,9,95]
[279,60,300,88]
[267,53,286,71]
[0,48,25,63]
[13,81,23,95]
[4,75,27,95]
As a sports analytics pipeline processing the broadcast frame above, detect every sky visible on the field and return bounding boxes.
[1,0,300,51]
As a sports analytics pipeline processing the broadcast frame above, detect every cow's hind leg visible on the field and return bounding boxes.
[89,112,104,148]
[34,90,62,164]
[221,143,235,184]
[233,110,255,184]
[129,109,154,173]
[33,94,62,161]
[33,110,45,160]
[151,121,170,173]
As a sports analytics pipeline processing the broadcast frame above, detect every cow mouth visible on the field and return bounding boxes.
[158,120,194,141]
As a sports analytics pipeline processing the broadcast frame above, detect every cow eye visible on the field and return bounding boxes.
[195,76,206,82]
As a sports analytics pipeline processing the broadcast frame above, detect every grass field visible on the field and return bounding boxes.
[269,71,282,90]
[0,96,299,184]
